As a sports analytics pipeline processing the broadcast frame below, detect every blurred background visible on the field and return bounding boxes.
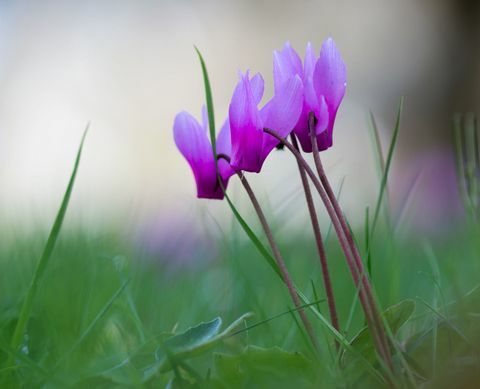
[0,0,479,235]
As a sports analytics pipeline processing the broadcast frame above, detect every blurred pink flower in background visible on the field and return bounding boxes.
[392,150,463,235]
[135,211,218,271]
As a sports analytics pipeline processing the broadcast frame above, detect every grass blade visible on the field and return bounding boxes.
[368,111,392,226]
[8,126,89,363]
[371,98,404,235]
[194,46,217,157]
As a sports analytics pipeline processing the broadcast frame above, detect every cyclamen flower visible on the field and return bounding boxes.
[273,38,346,152]
[173,108,234,199]
[229,71,303,173]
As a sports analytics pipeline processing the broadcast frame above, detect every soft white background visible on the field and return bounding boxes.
[0,0,476,233]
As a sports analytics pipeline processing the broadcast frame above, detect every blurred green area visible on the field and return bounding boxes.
[1,217,480,387]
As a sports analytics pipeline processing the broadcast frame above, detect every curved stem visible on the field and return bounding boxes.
[308,114,392,369]
[235,172,321,355]
[264,127,392,370]
[290,133,340,339]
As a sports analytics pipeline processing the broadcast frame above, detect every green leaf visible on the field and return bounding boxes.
[383,299,415,335]
[214,346,318,388]
[101,313,253,385]
[160,317,223,357]
[341,300,415,369]
[158,312,254,369]
[339,300,415,386]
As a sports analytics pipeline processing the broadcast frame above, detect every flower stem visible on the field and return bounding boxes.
[264,127,393,371]
[290,133,340,342]
[308,113,392,369]
[235,171,321,355]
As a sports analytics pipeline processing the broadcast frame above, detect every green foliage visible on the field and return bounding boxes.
[340,300,415,386]
[213,346,318,388]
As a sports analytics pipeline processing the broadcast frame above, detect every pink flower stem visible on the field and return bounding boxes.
[263,127,393,371]
[217,153,320,355]
[307,113,392,370]
[236,171,321,355]
[290,133,340,346]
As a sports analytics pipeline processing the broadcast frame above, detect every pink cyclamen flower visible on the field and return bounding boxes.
[229,71,303,173]
[173,107,234,199]
[273,38,346,152]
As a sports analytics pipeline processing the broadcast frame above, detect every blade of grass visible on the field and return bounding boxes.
[453,114,469,210]
[194,46,217,157]
[393,170,423,233]
[368,110,391,229]
[8,126,89,365]
[371,97,404,236]
[369,110,386,175]
[364,206,372,278]
[227,300,324,338]
[465,113,478,210]
[287,305,314,354]
[416,297,476,349]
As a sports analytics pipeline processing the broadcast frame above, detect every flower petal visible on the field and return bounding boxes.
[229,72,264,173]
[174,111,211,164]
[313,38,346,151]
[261,74,303,158]
[273,42,303,93]
[173,111,224,199]
[315,95,329,135]
[313,37,346,117]
[250,72,265,105]
[303,42,317,80]
[201,105,209,132]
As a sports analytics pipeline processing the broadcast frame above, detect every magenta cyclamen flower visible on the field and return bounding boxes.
[173,108,234,199]
[273,38,346,152]
[229,71,303,173]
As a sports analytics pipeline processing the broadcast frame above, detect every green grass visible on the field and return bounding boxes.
[1,203,480,387]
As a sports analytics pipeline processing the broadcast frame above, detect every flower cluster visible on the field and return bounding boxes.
[173,38,346,199]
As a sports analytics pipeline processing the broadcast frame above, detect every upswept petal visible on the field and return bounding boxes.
[303,42,317,80]
[314,96,329,135]
[303,42,319,112]
[313,38,347,116]
[315,96,334,151]
[261,74,303,157]
[229,72,264,173]
[174,111,212,164]
[250,73,265,105]
[173,111,224,199]
[273,42,303,93]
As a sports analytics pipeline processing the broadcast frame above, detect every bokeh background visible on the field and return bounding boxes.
[0,0,479,235]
